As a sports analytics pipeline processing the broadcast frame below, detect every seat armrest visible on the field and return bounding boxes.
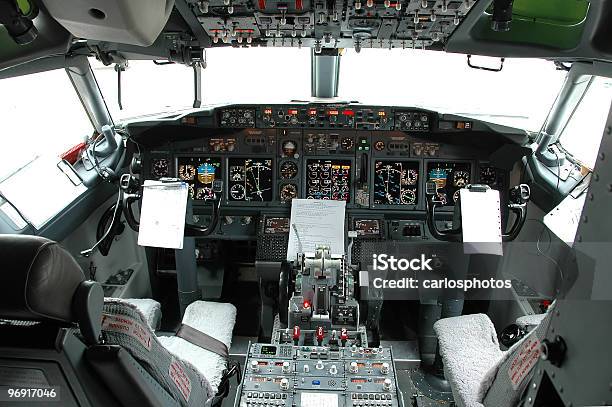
[515,313,547,330]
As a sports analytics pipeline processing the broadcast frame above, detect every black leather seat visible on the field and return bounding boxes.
[0,235,220,407]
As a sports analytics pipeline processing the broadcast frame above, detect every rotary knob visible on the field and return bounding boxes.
[349,362,358,373]
[251,360,259,372]
[381,362,390,375]
[315,360,325,370]
[329,365,338,375]
[383,378,392,391]
[282,361,291,374]
[280,378,289,391]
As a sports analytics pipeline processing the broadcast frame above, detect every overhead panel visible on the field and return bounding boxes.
[187,0,473,50]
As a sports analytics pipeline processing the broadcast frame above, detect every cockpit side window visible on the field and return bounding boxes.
[0,69,92,229]
[558,76,612,170]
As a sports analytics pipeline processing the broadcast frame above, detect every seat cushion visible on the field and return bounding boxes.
[158,301,237,393]
[122,298,162,330]
[433,313,504,407]
[101,299,214,406]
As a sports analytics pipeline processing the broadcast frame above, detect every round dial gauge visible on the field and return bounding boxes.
[480,167,496,185]
[401,189,417,205]
[280,184,298,203]
[403,169,418,185]
[196,187,212,200]
[453,170,470,188]
[281,140,298,157]
[230,166,245,182]
[178,164,195,181]
[341,137,354,150]
[436,192,448,205]
[230,184,246,200]
[151,158,169,178]
[280,161,298,179]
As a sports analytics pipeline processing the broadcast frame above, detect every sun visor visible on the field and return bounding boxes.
[41,0,175,46]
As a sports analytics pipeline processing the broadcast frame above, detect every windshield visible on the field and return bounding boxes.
[92,48,566,131]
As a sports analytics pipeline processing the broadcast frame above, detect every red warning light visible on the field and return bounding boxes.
[342,110,354,116]
[309,109,317,115]
[303,300,311,309]
[264,108,273,115]
[288,109,299,115]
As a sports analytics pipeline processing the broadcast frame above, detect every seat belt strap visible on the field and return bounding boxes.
[175,323,229,359]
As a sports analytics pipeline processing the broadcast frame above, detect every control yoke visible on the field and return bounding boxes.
[120,174,223,237]
[425,182,530,242]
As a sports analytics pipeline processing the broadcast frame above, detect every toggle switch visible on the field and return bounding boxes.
[303,364,310,373]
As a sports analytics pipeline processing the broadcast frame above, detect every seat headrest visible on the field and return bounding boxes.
[0,235,86,323]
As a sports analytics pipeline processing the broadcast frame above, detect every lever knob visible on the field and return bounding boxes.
[316,326,325,345]
[293,326,301,345]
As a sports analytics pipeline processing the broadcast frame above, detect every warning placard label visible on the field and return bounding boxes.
[169,358,192,402]
[101,313,152,351]
[508,336,541,390]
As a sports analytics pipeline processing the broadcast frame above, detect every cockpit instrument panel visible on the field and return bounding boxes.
[228,158,274,202]
[305,159,352,201]
[426,161,472,206]
[177,156,222,200]
[373,160,419,206]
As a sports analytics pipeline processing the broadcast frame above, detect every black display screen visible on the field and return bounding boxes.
[373,160,419,205]
[426,161,471,205]
[305,159,351,201]
[177,156,222,200]
[260,345,277,356]
[228,158,274,202]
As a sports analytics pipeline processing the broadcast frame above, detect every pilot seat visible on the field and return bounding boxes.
[433,307,554,407]
[0,234,238,407]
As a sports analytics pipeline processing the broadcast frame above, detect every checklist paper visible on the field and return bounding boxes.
[287,199,346,261]
[137,180,188,249]
[460,187,503,256]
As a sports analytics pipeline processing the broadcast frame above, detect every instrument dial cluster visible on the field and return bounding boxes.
[228,158,274,202]
[305,159,352,201]
[373,161,420,206]
[426,161,472,206]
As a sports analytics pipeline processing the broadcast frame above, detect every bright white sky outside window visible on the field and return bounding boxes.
[93,48,566,132]
[559,76,612,170]
[0,69,91,227]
